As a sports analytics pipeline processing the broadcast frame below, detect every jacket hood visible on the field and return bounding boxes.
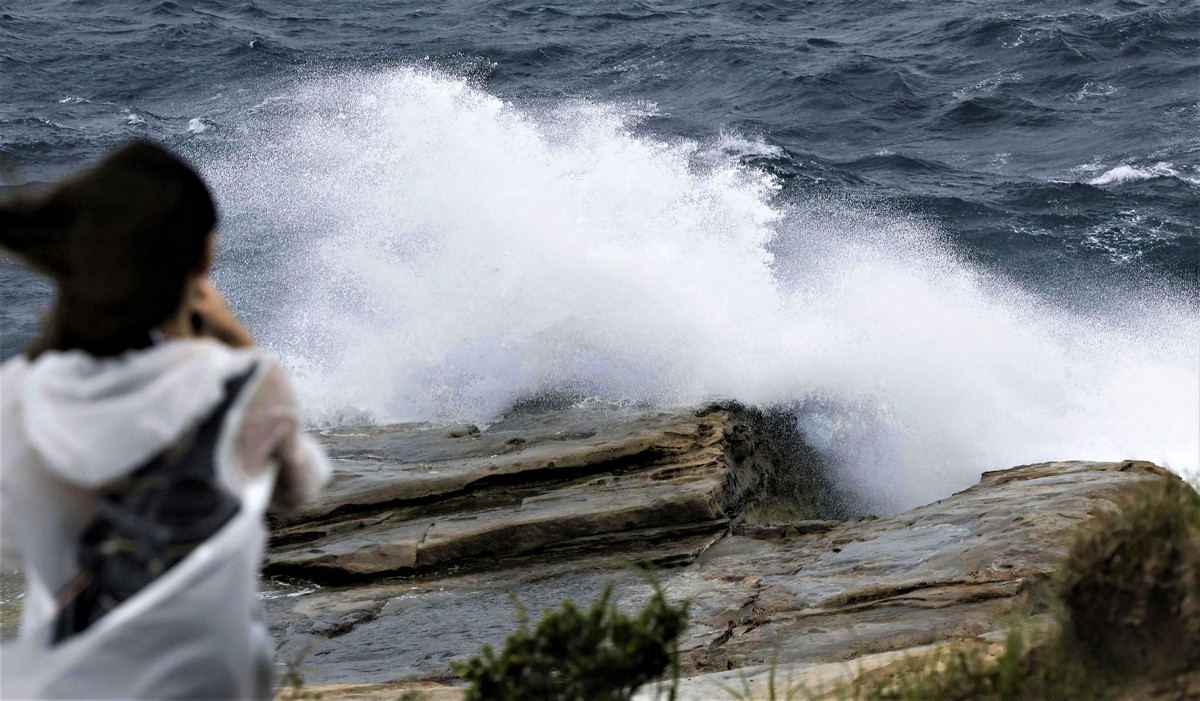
[19,340,258,487]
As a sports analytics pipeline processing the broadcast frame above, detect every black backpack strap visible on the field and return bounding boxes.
[52,363,258,643]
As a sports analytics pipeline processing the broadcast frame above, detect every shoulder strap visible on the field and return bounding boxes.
[108,363,258,541]
[52,362,258,643]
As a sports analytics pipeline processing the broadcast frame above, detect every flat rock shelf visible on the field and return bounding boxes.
[261,402,1179,697]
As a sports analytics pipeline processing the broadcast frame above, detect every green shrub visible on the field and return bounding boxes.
[1056,476,1200,677]
[452,581,688,701]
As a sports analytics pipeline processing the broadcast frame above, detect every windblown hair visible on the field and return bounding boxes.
[0,142,216,358]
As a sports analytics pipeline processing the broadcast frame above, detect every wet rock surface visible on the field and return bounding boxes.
[262,402,1177,692]
[266,403,832,580]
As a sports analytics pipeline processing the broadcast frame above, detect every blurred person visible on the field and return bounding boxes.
[0,142,330,699]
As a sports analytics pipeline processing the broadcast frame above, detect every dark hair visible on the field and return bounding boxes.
[0,142,216,359]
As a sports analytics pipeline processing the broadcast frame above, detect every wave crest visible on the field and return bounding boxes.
[201,67,1199,511]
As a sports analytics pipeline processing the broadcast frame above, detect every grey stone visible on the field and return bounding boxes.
[261,403,1177,691]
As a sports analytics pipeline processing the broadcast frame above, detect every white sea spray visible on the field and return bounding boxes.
[203,67,1200,512]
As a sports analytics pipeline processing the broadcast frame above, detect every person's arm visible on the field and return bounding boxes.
[271,416,333,511]
[232,362,331,511]
[193,282,329,506]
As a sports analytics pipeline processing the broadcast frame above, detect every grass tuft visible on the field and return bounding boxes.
[1056,476,1200,677]
[859,629,1101,701]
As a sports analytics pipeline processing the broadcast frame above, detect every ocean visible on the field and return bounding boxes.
[2,0,1197,511]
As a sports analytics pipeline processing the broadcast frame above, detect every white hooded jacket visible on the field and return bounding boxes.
[0,339,331,699]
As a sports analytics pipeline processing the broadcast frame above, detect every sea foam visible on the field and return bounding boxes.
[202,67,1199,512]
[1088,162,1199,186]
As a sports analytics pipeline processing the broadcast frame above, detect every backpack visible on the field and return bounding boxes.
[52,364,256,643]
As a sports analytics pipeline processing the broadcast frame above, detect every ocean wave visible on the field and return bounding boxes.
[199,67,1200,512]
[938,95,1062,128]
[952,71,1024,100]
[1088,162,1200,186]
[1070,81,1119,102]
[707,130,783,160]
[841,152,963,176]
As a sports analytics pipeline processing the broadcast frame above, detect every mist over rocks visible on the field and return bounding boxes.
[263,402,1181,697]
[204,68,1198,513]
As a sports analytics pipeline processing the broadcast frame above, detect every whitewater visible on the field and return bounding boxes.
[202,68,1198,513]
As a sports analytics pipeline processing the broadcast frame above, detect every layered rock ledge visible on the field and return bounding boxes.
[262,403,1179,697]
[267,403,838,581]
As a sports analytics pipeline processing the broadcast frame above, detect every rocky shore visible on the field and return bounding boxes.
[262,402,1183,698]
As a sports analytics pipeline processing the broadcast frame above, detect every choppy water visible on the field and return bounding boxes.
[2,0,1197,510]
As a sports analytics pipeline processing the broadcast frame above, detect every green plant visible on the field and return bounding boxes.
[1057,476,1200,677]
[452,580,689,701]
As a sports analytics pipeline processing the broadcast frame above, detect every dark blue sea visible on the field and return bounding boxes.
[2,0,1197,508]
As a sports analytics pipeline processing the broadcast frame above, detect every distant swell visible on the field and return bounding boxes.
[201,67,1199,512]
